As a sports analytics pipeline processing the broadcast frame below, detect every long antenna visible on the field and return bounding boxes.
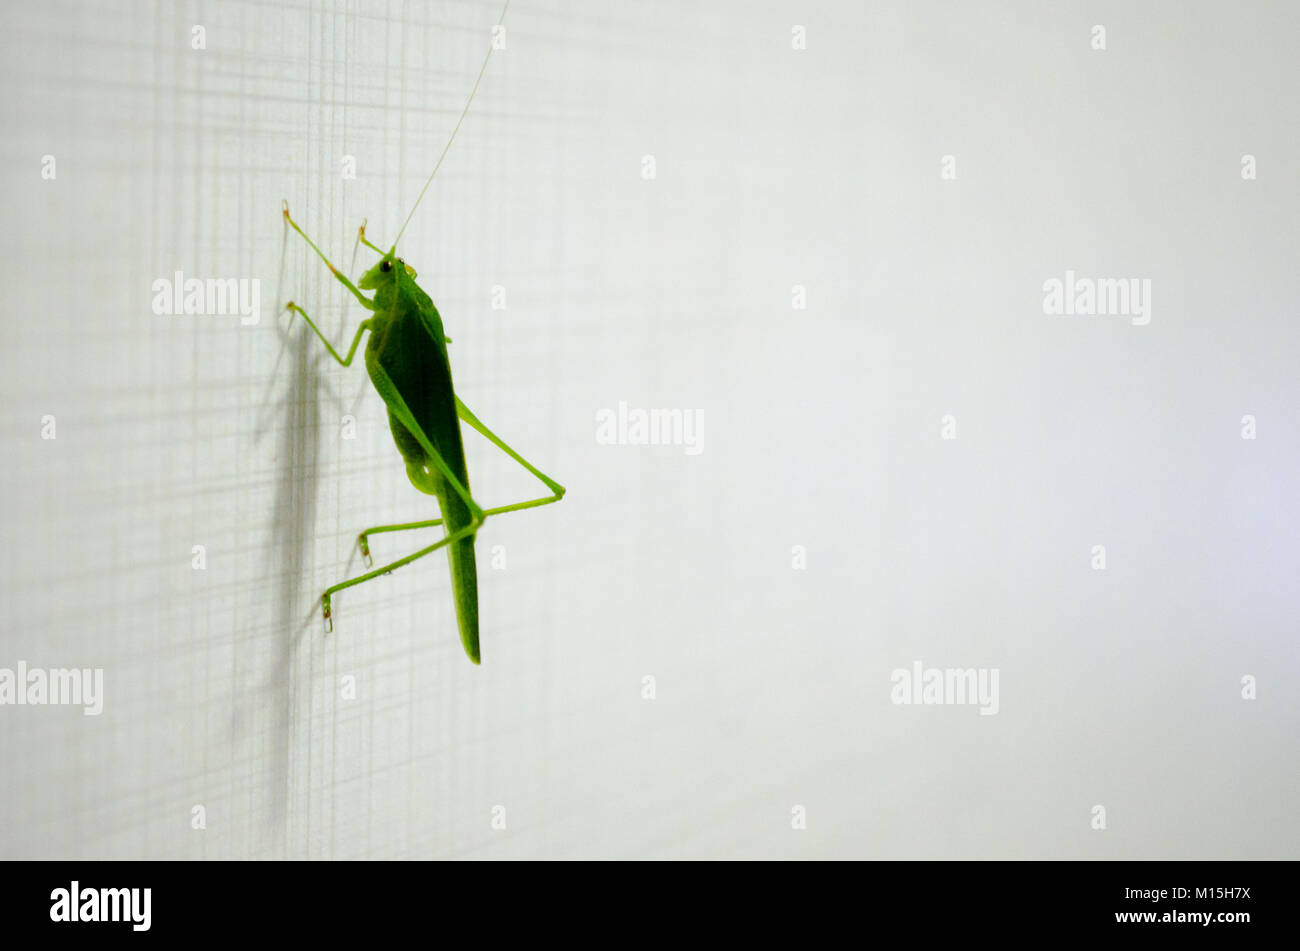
[392,0,512,248]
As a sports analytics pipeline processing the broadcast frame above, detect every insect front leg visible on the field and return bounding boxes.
[282,201,378,311]
[356,219,388,257]
[281,203,380,364]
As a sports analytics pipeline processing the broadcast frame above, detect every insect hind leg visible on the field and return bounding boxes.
[348,458,443,576]
[356,515,445,569]
[455,396,566,522]
[321,519,471,633]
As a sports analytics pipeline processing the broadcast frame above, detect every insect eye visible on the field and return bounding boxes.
[380,260,392,272]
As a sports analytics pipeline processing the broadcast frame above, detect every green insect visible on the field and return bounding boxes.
[279,0,560,664]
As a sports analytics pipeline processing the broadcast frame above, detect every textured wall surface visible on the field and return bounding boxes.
[0,0,1296,859]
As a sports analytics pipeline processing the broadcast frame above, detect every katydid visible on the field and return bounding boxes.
[280,0,561,664]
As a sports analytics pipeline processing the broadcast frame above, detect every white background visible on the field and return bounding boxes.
[1,0,1297,858]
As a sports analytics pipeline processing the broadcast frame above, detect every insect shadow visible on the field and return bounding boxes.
[241,219,368,846]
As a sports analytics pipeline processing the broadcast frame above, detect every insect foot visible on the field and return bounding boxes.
[322,595,333,634]
[358,534,373,569]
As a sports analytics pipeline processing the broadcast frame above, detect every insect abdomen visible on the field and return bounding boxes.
[370,287,481,662]
[441,493,481,663]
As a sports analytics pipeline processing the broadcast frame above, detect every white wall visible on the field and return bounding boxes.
[0,0,1296,858]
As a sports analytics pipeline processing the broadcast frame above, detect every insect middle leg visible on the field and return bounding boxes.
[283,302,371,366]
